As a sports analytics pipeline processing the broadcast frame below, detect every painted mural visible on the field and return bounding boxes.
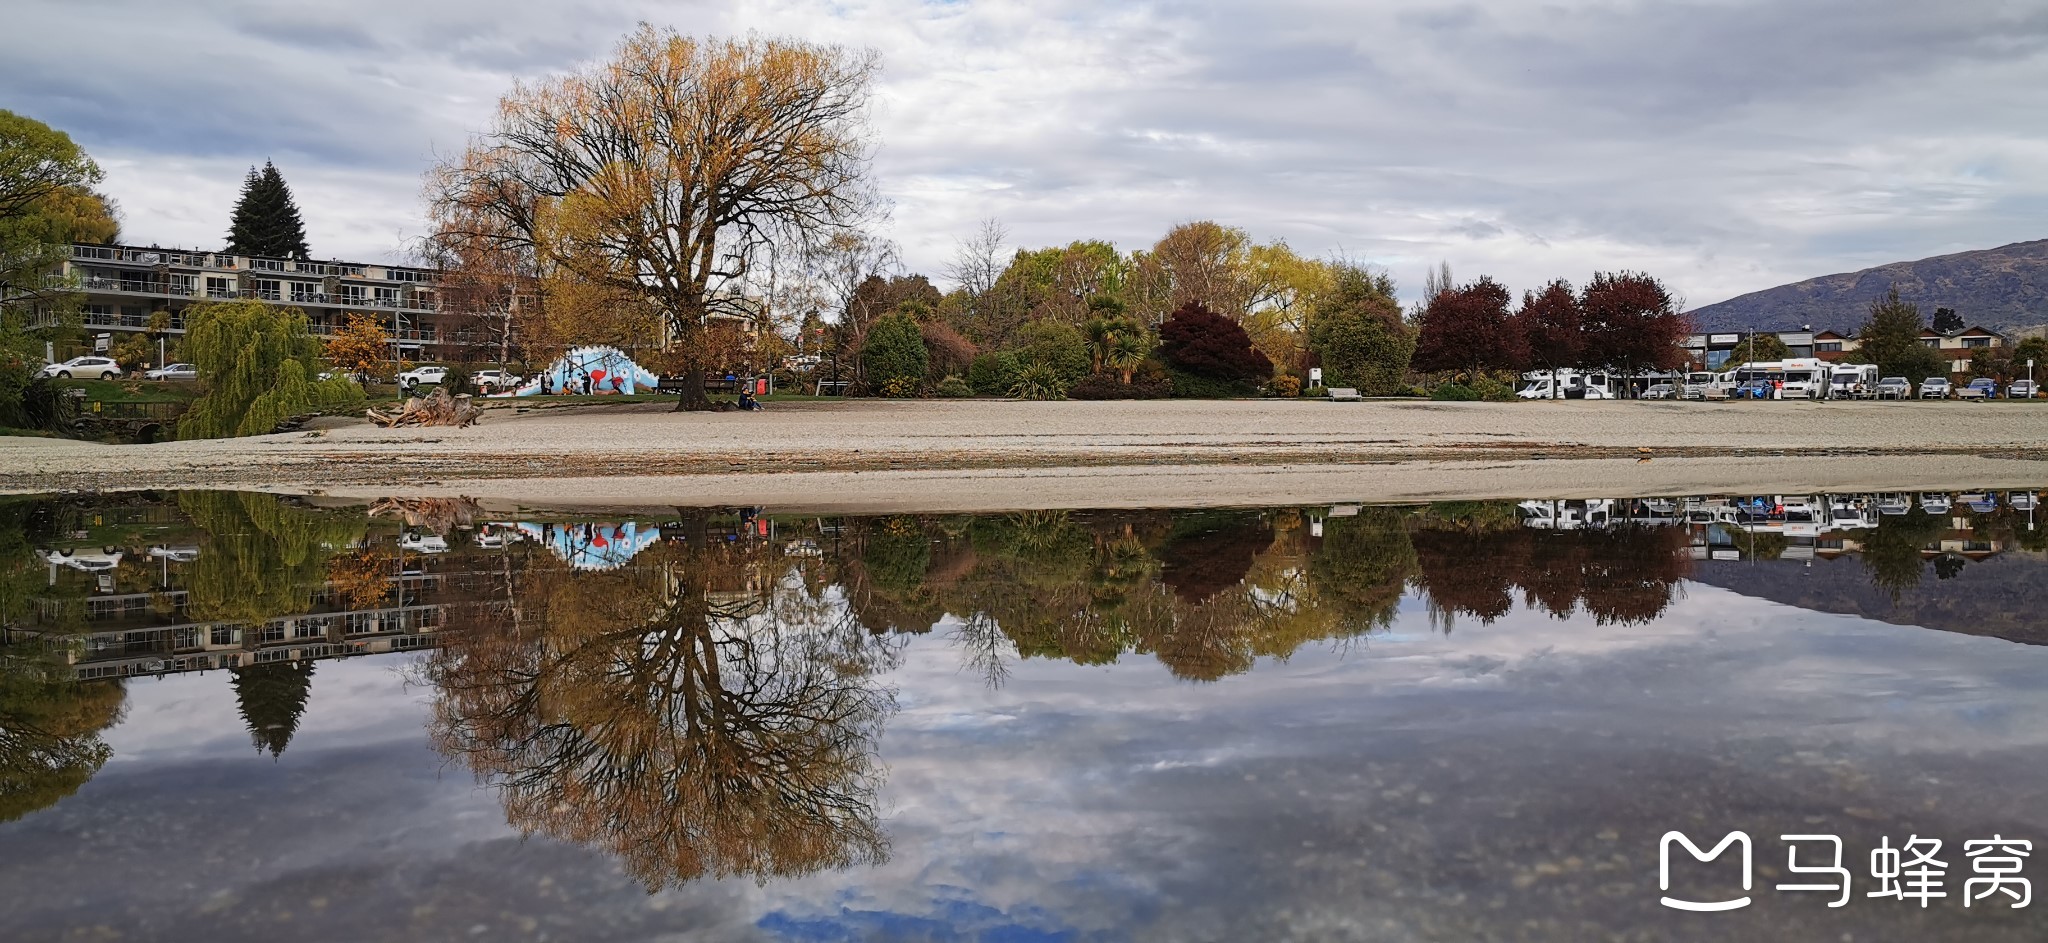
[499,345,663,397]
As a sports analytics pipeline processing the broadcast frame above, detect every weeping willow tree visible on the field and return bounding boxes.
[178,299,362,439]
[177,491,367,623]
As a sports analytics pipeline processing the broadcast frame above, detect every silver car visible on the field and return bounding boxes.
[1875,377,1911,399]
[1918,377,1951,399]
[2010,380,2039,399]
[144,363,198,380]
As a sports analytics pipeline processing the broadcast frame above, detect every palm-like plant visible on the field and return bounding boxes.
[1106,331,1152,384]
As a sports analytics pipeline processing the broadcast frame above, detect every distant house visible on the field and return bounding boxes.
[1813,330,1858,362]
[1919,325,2006,375]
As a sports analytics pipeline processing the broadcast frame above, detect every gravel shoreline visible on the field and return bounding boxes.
[4,398,2045,504]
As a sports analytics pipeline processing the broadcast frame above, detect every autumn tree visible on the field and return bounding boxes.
[1578,271,1687,394]
[323,313,390,381]
[1306,263,1412,395]
[422,196,536,368]
[1412,276,1523,377]
[1857,288,1947,383]
[428,27,880,410]
[1126,221,1281,325]
[1515,280,1581,395]
[0,109,114,337]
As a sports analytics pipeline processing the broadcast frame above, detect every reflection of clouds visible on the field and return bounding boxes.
[11,581,2048,939]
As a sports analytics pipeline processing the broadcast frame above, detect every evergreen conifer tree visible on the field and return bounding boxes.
[230,661,316,758]
[224,160,310,258]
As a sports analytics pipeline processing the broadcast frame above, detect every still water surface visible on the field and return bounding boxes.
[4,490,2048,941]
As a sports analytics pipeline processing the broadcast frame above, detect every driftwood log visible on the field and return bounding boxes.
[366,387,482,428]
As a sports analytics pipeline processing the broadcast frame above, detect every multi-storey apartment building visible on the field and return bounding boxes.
[39,242,486,362]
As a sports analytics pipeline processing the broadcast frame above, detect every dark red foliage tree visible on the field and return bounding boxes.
[1579,271,1688,393]
[1516,279,1582,394]
[1157,301,1274,383]
[1412,276,1524,376]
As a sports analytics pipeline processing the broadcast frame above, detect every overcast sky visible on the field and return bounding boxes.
[5,0,2046,308]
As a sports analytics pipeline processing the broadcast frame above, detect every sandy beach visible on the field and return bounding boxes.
[4,398,2046,506]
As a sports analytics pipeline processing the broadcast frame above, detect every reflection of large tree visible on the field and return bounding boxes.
[419,519,896,890]
[0,646,125,822]
[1861,507,1947,601]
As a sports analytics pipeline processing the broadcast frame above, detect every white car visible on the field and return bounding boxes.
[1918,377,1951,399]
[147,545,202,562]
[398,366,449,387]
[399,533,450,554]
[144,363,198,380]
[42,356,122,380]
[44,548,123,572]
[472,369,523,392]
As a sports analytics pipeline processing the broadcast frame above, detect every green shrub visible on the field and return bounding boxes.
[879,376,920,398]
[1169,368,1256,399]
[1430,381,1480,401]
[1069,372,1171,400]
[1013,321,1089,386]
[1009,362,1069,400]
[1471,376,1517,401]
[935,374,972,398]
[442,364,472,395]
[860,313,929,392]
[968,351,1021,395]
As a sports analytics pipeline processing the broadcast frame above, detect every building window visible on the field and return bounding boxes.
[293,621,325,639]
[1962,336,1993,348]
[205,276,234,299]
[250,278,281,301]
[210,626,240,646]
[337,284,366,303]
[171,274,197,296]
[1816,341,1842,352]
[290,282,319,303]
[251,258,285,272]
[375,286,400,307]
[259,622,287,642]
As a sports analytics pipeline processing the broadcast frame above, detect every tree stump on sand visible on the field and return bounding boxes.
[366,387,482,428]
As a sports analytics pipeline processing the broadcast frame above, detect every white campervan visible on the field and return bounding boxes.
[1517,369,1614,400]
[1828,363,1879,400]
[1777,358,1833,400]
[1682,370,1734,400]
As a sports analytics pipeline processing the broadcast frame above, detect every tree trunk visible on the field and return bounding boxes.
[672,368,712,411]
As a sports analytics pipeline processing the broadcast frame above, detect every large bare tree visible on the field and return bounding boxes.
[427,26,881,408]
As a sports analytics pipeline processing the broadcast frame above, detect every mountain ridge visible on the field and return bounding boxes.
[1688,239,2048,334]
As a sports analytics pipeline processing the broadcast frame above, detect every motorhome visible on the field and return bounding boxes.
[1828,363,1880,400]
[1682,370,1735,400]
[1777,359,1832,399]
[1517,369,1614,399]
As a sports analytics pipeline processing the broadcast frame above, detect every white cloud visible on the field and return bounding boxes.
[4,0,2045,306]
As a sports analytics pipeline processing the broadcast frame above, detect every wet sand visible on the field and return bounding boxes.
[4,398,2046,506]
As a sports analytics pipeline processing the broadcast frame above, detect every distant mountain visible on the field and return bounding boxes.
[1689,239,2048,334]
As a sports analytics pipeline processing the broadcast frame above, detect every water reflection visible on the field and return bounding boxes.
[2,487,2046,889]
[415,512,897,890]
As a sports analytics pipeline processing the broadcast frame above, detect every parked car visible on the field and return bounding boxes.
[1918,377,1951,399]
[399,532,449,554]
[43,548,123,572]
[41,356,122,380]
[2010,491,2040,511]
[1959,378,1998,400]
[1875,376,1912,400]
[143,363,198,381]
[397,365,449,388]
[1962,493,2000,514]
[1875,492,1913,516]
[2009,379,2039,399]
[472,369,523,392]
[1641,383,1677,400]
[1729,379,1775,400]
[1919,492,1953,515]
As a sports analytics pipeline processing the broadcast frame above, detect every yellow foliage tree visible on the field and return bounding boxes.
[323,313,390,381]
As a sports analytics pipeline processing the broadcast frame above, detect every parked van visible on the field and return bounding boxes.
[1828,363,1879,400]
[1517,369,1614,399]
[1682,370,1734,400]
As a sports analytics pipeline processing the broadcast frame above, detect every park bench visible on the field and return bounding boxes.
[1326,387,1362,402]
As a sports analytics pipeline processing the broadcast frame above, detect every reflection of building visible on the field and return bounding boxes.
[15,537,489,682]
